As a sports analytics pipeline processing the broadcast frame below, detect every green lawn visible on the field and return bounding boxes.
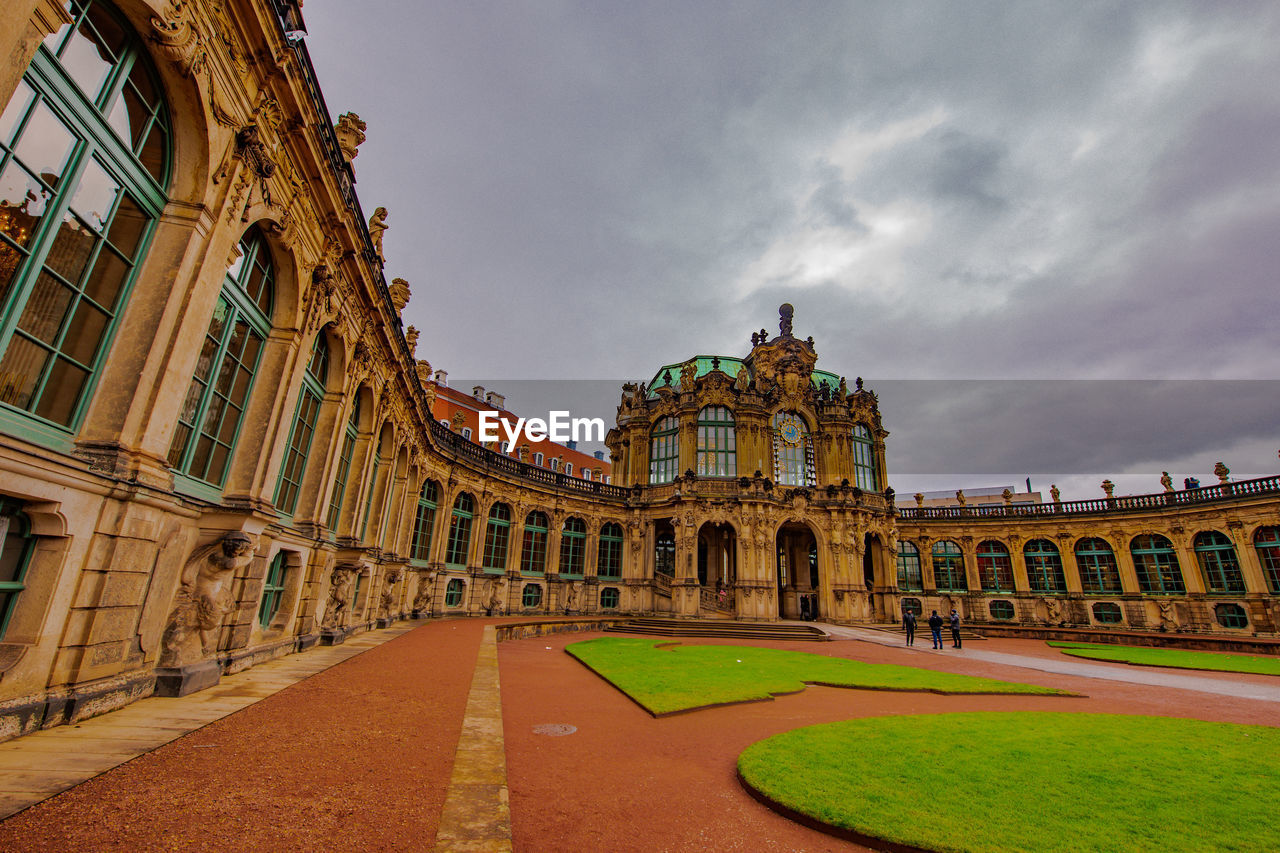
[565,638,1069,715]
[738,712,1280,853]
[1047,641,1280,676]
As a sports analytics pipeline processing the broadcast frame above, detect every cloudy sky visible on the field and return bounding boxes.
[301,1,1279,499]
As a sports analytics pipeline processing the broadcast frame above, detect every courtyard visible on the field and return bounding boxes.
[0,619,1275,852]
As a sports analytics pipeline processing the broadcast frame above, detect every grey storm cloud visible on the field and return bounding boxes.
[302,1,1280,497]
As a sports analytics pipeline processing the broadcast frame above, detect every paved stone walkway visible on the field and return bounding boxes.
[824,624,1280,703]
[0,624,415,820]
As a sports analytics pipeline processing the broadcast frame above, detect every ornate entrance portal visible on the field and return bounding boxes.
[776,522,820,620]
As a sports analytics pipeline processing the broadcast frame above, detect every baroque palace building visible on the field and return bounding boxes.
[0,0,1277,740]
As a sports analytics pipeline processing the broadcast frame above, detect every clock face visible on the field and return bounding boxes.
[779,415,804,446]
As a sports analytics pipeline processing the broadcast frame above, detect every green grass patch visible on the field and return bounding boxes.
[738,712,1280,853]
[566,638,1068,715]
[1046,641,1280,676]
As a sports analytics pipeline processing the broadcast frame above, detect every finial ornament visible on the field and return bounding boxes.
[779,303,794,337]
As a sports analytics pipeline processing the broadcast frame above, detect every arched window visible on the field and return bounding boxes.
[521,583,542,608]
[520,511,549,574]
[550,457,560,471]
[564,462,573,476]
[0,498,35,639]
[444,578,465,608]
[989,600,1015,620]
[649,416,679,484]
[771,412,814,486]
[931,540,967,592]
[851,424,877,491]
[1255,526,1280,593]
[167,227,273,488]
[482,502,510,572]
[896,541,922,591]
[696,406,736,477]
[598,522,623,578]
[0,0,169,431]
[1092,602,1123,624]
[1074,538,1122,594]
[599,587,620,609]
[444,492,474,567]
[274,334,329,515]
[325,394,361,531]
[1193,531,1245,595]
[559,517,586,576]
[977,541,1014,592]
[410,480,439,562]
[1131,534,1184,595]
[358,432,385,541]
[257,552,286,629]
[1024,539,1066,594]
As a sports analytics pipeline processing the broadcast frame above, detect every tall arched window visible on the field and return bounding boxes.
[896,541,922,591]
[444,492,474,567]
[1255,526,1280,593]
[1024,539,1066,594]
[167,227,273,488]
[0,0,169,431]
[648,416,679,484]
[358,431,385,541]
[1193,531,1245,595]
[482,502,510,572]
[931,540,967,592]
[521,511,549,574]
[977,541,1014,592]
[1074,538,1122,594]
[771,411,814,486]
[559,517,586,576]
[325,394,360,531]
[0,498,35,639]
[598,522,623,578]
[851,424,878,491]
[409,480,439,562]
[696,406,736,477]
[274,334,329,515]
[1131,534,1184,594]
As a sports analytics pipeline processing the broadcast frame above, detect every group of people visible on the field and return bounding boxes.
[901,608,962,649]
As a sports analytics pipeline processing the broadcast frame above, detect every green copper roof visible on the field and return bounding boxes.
[646,356,842,396]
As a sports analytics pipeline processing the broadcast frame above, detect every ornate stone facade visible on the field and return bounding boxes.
[0,1,1276,741]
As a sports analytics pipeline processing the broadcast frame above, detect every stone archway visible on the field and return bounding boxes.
[697,521,737,615]
[776,522,819,620]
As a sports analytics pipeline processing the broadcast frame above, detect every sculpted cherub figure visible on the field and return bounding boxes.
[159,532,256,667]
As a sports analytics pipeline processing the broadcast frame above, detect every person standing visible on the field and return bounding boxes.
[902,609,917,646]
[928,610,944,649]
[949,609,963,649]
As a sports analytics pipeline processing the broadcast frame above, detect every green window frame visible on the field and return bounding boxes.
[1214,603,1248,629]
[444,578,464,608]
[900,597,923,617]
[521,583,541,609]
[444,492,474,567]
[481,502,510,573]
[325,394,360,532]
[274,334,329,516]
[359,439,384,542]
[167,228,272,488]
[1092,602,1123,624]
[1255,526,1280,593]
[1131,534,1185,595]
[648,416,679,484]
[1193,530,1245,595]
[977,540,1014,592]
[1074,538,1122,594]
[520,511,549,574]
[1024,539,1066,594]
[0,0,170,438]
[559,516,585,576]
[989,600,1015,620]
[599,587,620,609]
[696,406,735,477]
[257,551,286,629]
[410,479,440,563]
[931,540,967,592]
[896,541,922,591]
[771,411,815,487]
[851,423,878,491]
[598,522,623,578]
[0,499,35,639]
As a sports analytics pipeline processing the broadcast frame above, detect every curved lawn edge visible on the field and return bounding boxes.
[1047,641,1280,676]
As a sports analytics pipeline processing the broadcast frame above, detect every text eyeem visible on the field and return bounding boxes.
[478,411,605,445]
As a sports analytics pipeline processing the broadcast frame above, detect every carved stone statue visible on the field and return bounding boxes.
[1001,488,1013,505]
[1214,461,1230,484]
[334,112,367,163]
[1101,479,1115,498]
[1160,471,1174,492]
[1050,484,1061,503]
[838,377,848,397]
[779,303,794,337]
[914,492,924,506]
[405,325,419,355]
[1043,597,1062,623]
[322,568,354,629]
[1157,598,1179,630]
[955,489,966,506]
[679,361,697,391]
[388,277,411,313]
[734,367,750,392]
[159,532,256,667]
[412,570,435,612]
[368,207,388,263]
[563,581,580,613]
[484,577,506,615]
[379,583,395,619]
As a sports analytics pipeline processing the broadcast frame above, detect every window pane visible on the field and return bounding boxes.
[11,100,77,191]
[0,241,24,305]
[1,160,56,248]
[137,122,166,185]
[59,13,121,102]
[17,272,73,344]
[0,335,47,408]
[0,81,35,147]
[105,192,145,258]
[81,244,128,307]
[46,212,98,283]
[33,356,88,424]
[69,158,120,233]
[62,297,109,364]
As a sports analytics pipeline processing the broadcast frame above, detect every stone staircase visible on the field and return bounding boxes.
[606,617,830,642]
